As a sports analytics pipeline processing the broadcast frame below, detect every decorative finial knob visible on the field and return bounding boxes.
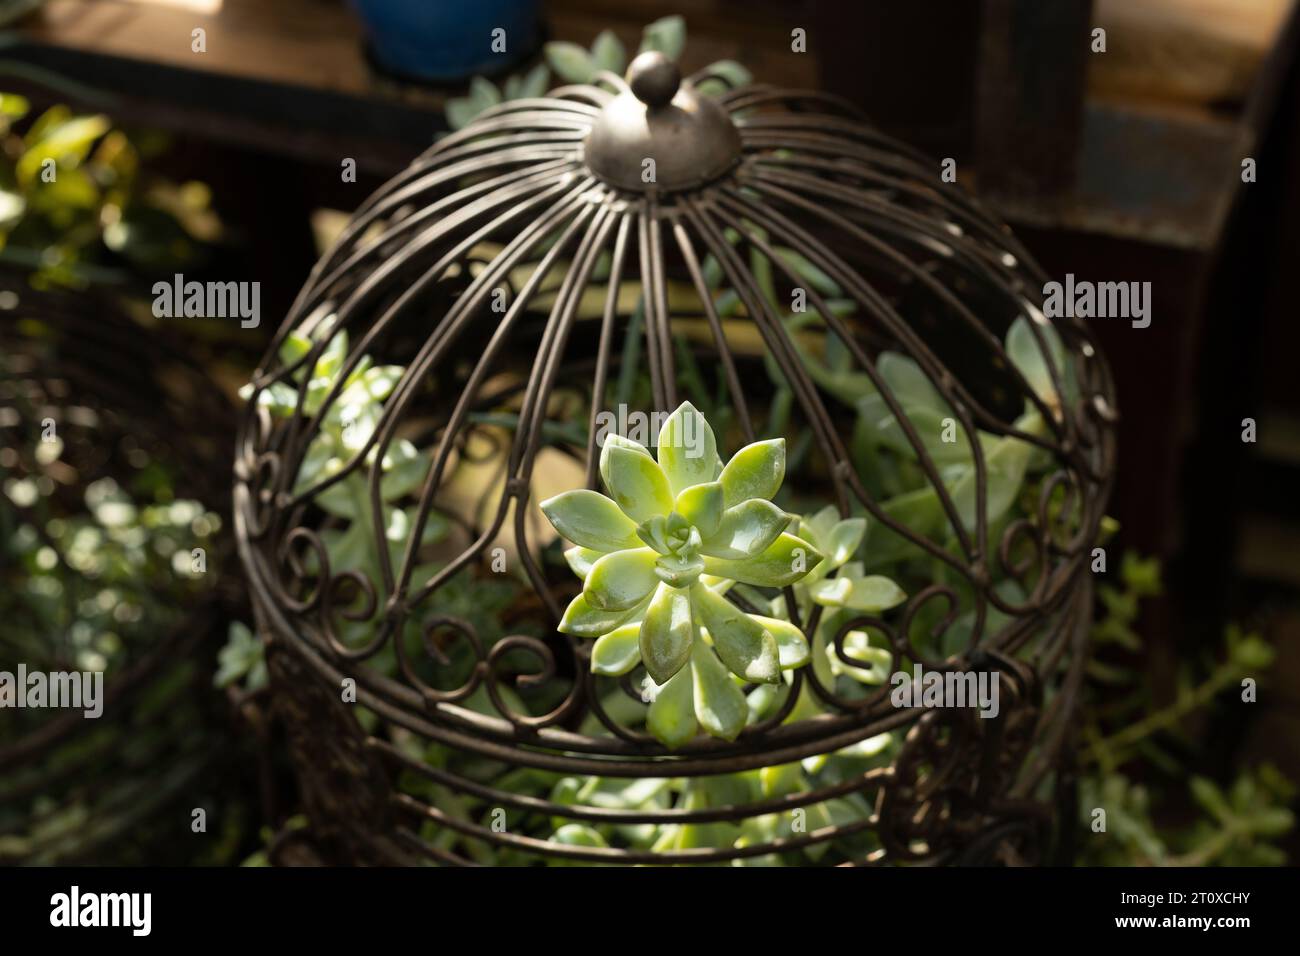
[626,51,680,109]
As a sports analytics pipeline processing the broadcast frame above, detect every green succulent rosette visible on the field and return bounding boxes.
[540,401,824,746]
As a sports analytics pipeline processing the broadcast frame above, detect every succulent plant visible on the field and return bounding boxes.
[540,401,824,745]
[241,323,444,579]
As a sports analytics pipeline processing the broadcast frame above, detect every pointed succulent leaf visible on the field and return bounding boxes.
[948,417,1037,531]
[751,615,810,669]
[653,551,705,588]
[599,443,673,523]
[656,402,718,496]
[759,761,806,799]
[876,351,944,411]
[1006,315,1068,406]
[690,641,749,741]
[550,823,609,849]
[845,574,907,612]
[701,499,790,560]
[602,433,653,457]
[804,504,840,548]
[718,438,785,508]
[558,592,647,638]
[674,481,724,539]
[591,624,643,676]
[518,62,550,99]
[584,547,660,611]
[646,665,697,748]
[563,545,604,580]
[639,583,694,684]
[702,532,822,588]
[590,29,626,74]
[341,365,403,405]
[541,489,641,552]
[544,41,597,83]
[378,439,428,502]
[826,516,867,566]
[278,331,313,368]
[313,329,348,381]
[639,14,685,60]
[635,514,671,554]
[692,584,780,684]
[809,575,854,607]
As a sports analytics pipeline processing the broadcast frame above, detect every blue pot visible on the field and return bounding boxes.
[350,0,540,82]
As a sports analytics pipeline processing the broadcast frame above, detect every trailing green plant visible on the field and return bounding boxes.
[1076,553,1293,866]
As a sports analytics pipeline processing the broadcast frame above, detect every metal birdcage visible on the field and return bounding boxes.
[0,286,239,864]
[234,52,1117,866]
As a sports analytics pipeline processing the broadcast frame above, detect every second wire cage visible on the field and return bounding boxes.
[235,51,1117,865]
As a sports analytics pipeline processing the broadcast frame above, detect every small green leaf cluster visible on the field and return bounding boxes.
[541,401,822,745]
[214,621,267,694]
[241,324,446,590]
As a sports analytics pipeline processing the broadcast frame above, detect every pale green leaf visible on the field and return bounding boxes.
[600,443,673,522]
[545,41,597,83]
[702,499,790,560]
[584,547,659,611]
[702,532,822,588]
[845,574,907,612]
[564,546,604,580]
[519,62,550,99]
[540,489,641,552]
[639,15,685,61]
[445,98,479,130]
[656,401,718,496]
[693,583,780,684]
[751,615,810,669]
[825,516,867,565]
[690,641,749,741]
[558,592,647,638]
[674,481,723,539]
[1006,315,1067,406]
[646,664,697,748]
[718,438,785,508]
[639,583,694,684]
[876,352,944,411]
[591,623,642,676]
[590,30,626,74]
[696,59,752,96]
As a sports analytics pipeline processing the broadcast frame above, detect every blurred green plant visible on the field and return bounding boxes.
[1076,553,1293,866]
[0,363,227,864]
[214,621,267,695]
[0,93,218,289]
[444,16,752,131]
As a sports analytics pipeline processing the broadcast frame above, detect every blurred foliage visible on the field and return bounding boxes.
[0,333,234,864]
[0,92,219,290]
[1076,552,1293,866]
[445,16,752,130]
